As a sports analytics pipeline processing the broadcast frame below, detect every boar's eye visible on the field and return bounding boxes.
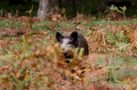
[55,32,64,42]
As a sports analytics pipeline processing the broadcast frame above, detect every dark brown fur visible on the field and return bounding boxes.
[75,32,89,55]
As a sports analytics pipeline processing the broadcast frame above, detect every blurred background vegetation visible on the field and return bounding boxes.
[0,0,137,17]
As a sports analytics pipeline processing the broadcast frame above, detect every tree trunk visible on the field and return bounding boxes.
[37,0,59,19]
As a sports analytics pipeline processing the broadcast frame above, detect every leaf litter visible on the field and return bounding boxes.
[0,15,137,90]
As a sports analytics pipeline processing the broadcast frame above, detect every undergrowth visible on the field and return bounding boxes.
[0,15,137,90]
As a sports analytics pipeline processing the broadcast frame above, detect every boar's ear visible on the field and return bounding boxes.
[56,32,63,42]
[70,31,78,42]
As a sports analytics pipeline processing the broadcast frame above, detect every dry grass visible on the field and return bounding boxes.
[0,15,137,90]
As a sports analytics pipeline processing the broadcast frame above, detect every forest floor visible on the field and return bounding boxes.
[0,15,137,90]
